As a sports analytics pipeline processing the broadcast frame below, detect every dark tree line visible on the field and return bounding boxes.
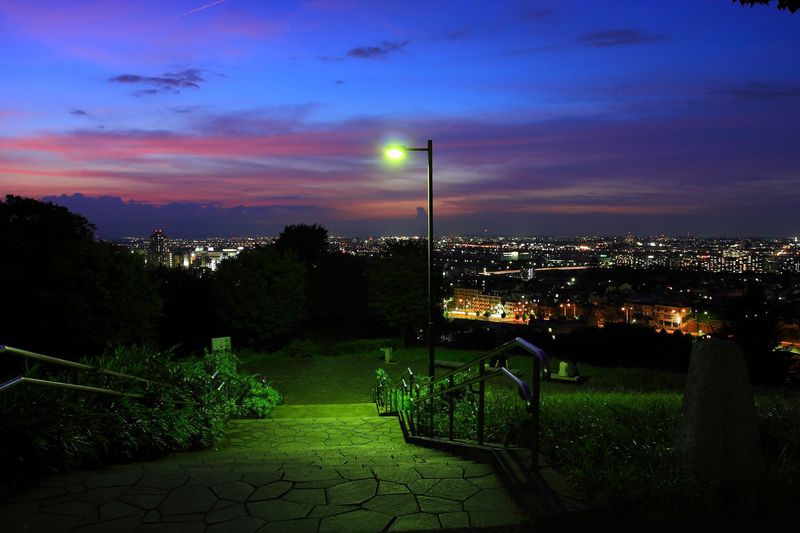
[0,198,432,360]
[720,285,790,385]
[532,324,694,374]
[366,240,429,342]
[6,197,787,383]
[736,0,799,13]
[1,196,159,359]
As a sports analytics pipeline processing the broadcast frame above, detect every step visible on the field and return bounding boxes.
[2,464,526,532]
[272,403,378,419]
[0,404,530,531]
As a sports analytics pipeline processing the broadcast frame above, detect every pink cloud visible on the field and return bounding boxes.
[0,109,29,118]
[2,109,798,223]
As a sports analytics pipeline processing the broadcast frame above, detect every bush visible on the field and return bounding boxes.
[333,338,401,356]
[0,196,161,359]
[273,339,321,358]
[550,324,693,373]
[0,346,281,481]
[756,394,800,493]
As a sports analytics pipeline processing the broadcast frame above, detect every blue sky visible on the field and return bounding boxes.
[1,0,799,237]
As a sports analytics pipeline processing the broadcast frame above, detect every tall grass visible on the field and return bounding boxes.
[568,363,687,392]
[392,365,800,521]
[537,392,693,519]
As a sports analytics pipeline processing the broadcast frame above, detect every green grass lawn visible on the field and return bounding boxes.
[239,342,487,404]
[240,339,800,523]
[239,338,691,405]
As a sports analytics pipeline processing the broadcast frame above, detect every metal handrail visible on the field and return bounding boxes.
[376,365,420,413]
[499,367,533,402]
[426,337,548,391]
[0,344,181,400]
[1,345,168,387]
[415,366,532,404]
[376,337,549,471]
[0,376,146,398]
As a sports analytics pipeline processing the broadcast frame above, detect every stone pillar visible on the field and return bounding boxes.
[676,338,764,483]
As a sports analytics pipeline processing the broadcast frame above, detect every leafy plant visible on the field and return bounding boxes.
[274,339,321,358]
[0,345,281,482]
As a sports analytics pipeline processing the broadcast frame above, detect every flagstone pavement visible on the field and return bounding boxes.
[0,403,529,532]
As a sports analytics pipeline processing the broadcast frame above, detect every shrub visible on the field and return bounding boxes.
[755,394,800,493]
[334,338,401,356]
[273,339,321,358]
[0,345,281,482]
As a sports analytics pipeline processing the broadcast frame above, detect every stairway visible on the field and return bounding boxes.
[0,404,529,532]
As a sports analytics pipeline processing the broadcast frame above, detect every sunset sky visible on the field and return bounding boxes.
[1,0,799,237]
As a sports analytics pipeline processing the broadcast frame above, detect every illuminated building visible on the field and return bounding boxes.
[147,229,171,267]
[622,302,691,331]
[453,287,501,315]
[451,287,533,320]
[172,247,242,270]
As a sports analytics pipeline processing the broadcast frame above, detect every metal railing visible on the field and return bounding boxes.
[375,337,549,469]
[0,345,170,399]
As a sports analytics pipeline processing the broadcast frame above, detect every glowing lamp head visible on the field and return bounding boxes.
[384,145,407,161]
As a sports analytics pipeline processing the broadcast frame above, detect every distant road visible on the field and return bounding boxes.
[479,265,592,276]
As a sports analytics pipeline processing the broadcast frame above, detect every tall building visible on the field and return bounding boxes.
[147,229,171,267]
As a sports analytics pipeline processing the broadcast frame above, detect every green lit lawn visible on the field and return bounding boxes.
[239,341,800,522]
[238,345,483,404]
[239,342,689,405]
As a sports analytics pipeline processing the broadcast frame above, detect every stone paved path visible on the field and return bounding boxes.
[0,404,528,532]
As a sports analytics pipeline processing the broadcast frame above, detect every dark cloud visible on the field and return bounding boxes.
[346,40,409,59]
[40,192,800,239]
[446,8,556,44]
[506,27,665,56]
[414,207,426,234]
[69,109,92,118]
[315,55,344,62]
[710,82,800,100]
[444,28,471,41]
[43,194,334,239]
[334,80,345,85]
[503,43,566,55]
[190,104,319,136]
[520,8,556,21]
[134,89,161,97]
[171,105,201,114]
[577,29,667,47]
[110,69,206,95]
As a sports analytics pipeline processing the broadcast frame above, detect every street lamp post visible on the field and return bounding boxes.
[385,140,435,379]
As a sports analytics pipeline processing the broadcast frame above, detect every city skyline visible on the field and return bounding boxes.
[2,1,800,237]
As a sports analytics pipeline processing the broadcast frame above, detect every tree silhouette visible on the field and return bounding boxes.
[0,196,160,359]
[151,266,216,355]
[213,246,305,347]
[276,223,329,268]
[307,252,370,332]
[735,0,799,12]
[367,240,428,342]
[722,286,787,385]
